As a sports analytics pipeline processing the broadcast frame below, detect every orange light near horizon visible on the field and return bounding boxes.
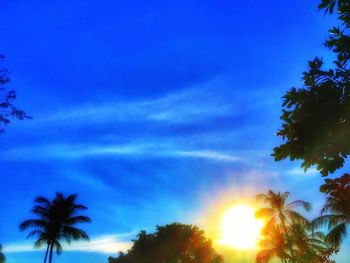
[218,204,264,250]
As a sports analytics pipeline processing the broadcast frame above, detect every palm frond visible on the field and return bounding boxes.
[19,219,48,231]
[52,240,63,255]
[34,237,49,248]
[256,248,275,263]
[64,215,91,225]
[34,197,51,207]
[312,214,348,229]
[27,230,44,239]
[286,200,312,212]
[71,204,88,211]
[31,205,50,218]
[285,210,309,225]
[61,226,90,242]
[255,208,274,219]
[256,193,269,202]
[325,223,348,248]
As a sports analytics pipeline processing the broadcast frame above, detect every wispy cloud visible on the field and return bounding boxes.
[173,150,241,162]
[1,143,242,163]
[39,79,235,125]
[4,235,131,254]
[287,167,319,176]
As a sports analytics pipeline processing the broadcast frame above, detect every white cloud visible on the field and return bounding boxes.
[1,143,242,163]
[39,79,235,125]
[4,235,131,254]
[173,150,241,162]
[287,167,319,176]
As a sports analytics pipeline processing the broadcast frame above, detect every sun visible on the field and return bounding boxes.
[218,204,264,250]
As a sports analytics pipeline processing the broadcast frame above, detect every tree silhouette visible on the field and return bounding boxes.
[256,190,311,230]
[0,244,5,263]
[108,223,224,263]
[20,193,91,263]
[0,54,30,133]
[313,174,350,248]
[272,0,350,176]
[256,217,289,263]
[287,221,335,263]
[255,190,334,262]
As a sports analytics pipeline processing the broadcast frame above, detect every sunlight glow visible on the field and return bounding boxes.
[218,204,264,250]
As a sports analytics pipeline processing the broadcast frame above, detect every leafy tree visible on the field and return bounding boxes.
[20,193,91,263]
[0,54,30,133]
[0,244,5,263]
[108,223,224,263]
[313,174,350,248]
[272,0,350,176]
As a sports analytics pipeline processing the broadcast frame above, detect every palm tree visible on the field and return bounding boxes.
[20,193,91,263]
[256,218,289,263]
[256,190,311,230]
[287,221,334,263]
[0,244,5,263]
[255,190,312,263]
[313,174,350,248]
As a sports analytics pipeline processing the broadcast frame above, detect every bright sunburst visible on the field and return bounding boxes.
[218,204,264,250]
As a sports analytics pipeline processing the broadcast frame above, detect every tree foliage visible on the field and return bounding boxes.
[255,190,335,263]
[313,174,350,248]
[0,54,30,133]
[20,193,91,263]
[0,244,5,263]
[272,0,350,176]
[108,223,224,263]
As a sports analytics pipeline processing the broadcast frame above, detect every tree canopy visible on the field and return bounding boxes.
[272,0,350,176]
[108,223,224,263]
[312,174,350,248]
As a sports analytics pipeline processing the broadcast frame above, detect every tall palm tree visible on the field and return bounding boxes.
[0,244,5,263]
[256,190,311,230]
[313,174,350,248]
[255,190,312,263]
[20,193,91,263]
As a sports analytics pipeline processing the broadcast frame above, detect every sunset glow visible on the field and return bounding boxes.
[219,205,264,250]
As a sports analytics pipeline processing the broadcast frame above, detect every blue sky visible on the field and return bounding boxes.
[0,0,348,262]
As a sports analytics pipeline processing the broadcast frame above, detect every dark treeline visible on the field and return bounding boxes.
[108,223,224,263]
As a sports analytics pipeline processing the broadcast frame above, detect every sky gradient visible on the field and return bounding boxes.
[0,0,348,262]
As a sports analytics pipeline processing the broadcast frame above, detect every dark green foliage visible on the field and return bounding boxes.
[0,54,30,133]
[108,223,224,263]
[273,0,350,176]
[313,174,350,248]
[0,244,5,263]
[20,193,91,263]
[273,58,350,176]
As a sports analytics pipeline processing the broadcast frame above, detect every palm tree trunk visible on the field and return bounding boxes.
[43,242,50,263]
[49,243,54,263]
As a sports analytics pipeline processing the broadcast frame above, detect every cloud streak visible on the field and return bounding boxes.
[1,142,242,163]
[4,235,131,254]
[287,167,319,176]
[38,80,235,125]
